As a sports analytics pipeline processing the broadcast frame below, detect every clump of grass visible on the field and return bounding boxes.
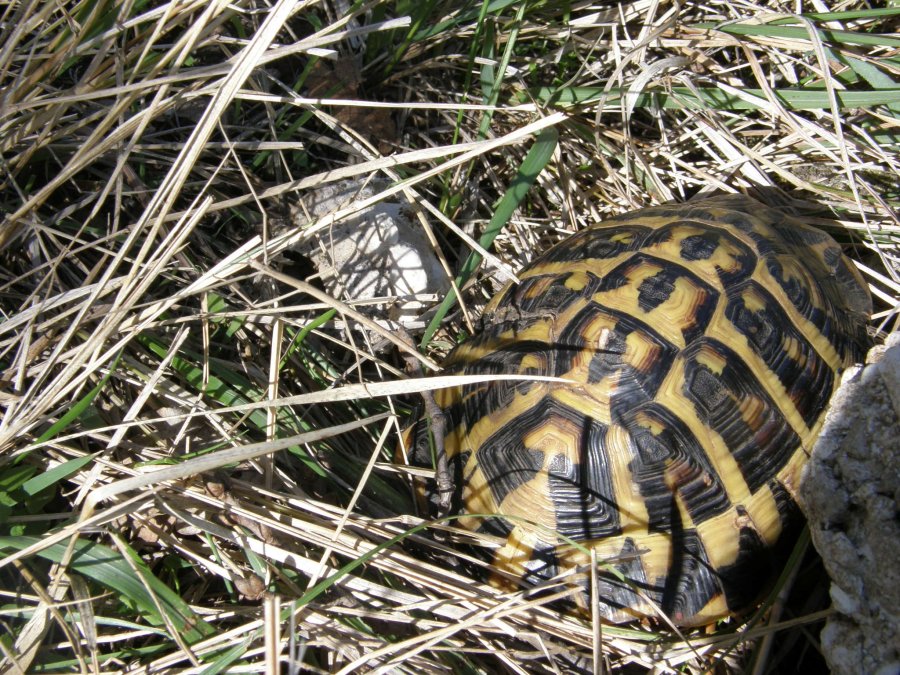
[0,1,897,673]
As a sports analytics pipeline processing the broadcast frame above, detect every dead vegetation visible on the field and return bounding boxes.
[0,1,897,673]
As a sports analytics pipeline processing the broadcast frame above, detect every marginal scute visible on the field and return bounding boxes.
[592,537,656,620]
[624,402,733,528]
[660,529,723,622]
[471,409,549,508]
[412,195,870,625]
[540,223,651,263]
[715,522,774,611]
[508,273,585,317]
[682,339,801,492]
[724,281,835,427]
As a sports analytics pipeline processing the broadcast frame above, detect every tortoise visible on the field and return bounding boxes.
[404,194,871,625]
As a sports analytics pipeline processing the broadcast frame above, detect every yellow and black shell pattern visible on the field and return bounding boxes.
[409,194,871,625]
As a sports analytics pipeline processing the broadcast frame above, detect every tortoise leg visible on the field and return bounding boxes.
[420,391,452,514]
[396,329,454,515]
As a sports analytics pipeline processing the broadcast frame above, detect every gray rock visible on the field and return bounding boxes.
[800,332,900,675]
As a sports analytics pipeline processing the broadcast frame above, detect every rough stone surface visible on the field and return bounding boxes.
[799,332,900,675]
[293,180,448,324]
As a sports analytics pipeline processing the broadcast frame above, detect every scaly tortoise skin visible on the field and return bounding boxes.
[408,194,871,625]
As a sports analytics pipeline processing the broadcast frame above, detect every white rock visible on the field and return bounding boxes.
[293,180,448,325]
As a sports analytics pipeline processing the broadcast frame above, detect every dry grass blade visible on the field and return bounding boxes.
[0,1,897,674]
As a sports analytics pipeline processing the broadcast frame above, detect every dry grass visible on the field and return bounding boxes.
[0,1,897,673]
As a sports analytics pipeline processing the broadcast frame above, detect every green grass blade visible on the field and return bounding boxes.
[22,452,99,497]
[476,1,526,136]
[35,350,123,444]
[517,86,900,111]
[827,48,900,114]
[422,126,559,346]
[0,536,216,642]
[410,0,521,41]
[296,519,435,607]
[790,7,900,22]
[198,636,256,674]
[702,22,900,48]
[31,643,169,673]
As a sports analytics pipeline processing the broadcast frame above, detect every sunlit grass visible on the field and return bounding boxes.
[0,1,897,672]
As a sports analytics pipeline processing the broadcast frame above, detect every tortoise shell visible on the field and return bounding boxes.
[408,194,871,625]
